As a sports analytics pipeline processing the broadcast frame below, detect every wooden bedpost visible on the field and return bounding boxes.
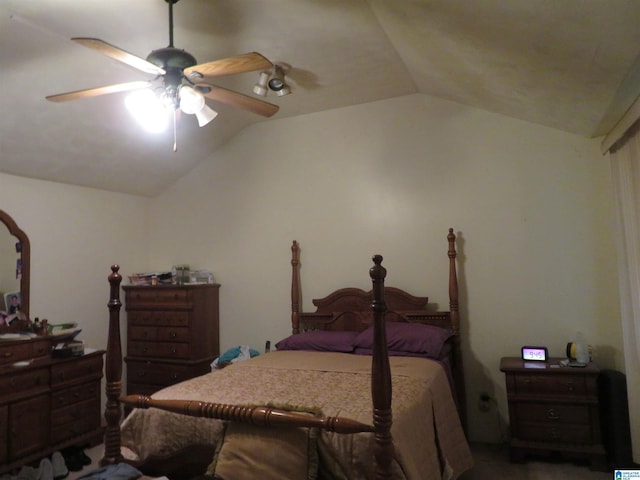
[447,228,467,432]
[370,255,393,480]
[291,240,301,334]
[101,264,124,466]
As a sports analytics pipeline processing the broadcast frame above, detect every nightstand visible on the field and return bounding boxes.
[500,356,606,470]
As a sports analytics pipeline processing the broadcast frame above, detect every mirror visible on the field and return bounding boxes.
[0,209,30,320]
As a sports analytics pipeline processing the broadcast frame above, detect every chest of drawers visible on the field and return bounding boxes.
[0,348,104,474]
[123,284,220,396]
[500,357,606,470]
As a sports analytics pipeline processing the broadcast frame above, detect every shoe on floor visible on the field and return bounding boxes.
[77,449,91,467]
[60,446,87,472]
[36,458,53,480]
[16,466,38,480]
[51,452,68,480]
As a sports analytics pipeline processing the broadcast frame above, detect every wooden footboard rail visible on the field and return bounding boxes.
[118,396,375,434]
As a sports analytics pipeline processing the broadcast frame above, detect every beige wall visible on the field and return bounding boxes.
[0,93,625,444]
[0,172,152,409]
[148,93,622,443]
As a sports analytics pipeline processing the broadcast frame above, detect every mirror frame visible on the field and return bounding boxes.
[0,209,30,318]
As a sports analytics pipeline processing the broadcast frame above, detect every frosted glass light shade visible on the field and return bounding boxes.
[195,104,218,127]
[179,86,205,114]
[125,89,171,133]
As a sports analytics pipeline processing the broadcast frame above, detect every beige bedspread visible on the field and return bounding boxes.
[120,351,473,479]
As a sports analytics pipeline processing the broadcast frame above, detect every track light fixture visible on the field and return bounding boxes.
[253,71,270,96]
[253,64,291,97]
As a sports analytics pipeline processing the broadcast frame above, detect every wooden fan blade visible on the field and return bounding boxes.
[197,84,279,117]
[185,52,272,78]
[46,81,151,103]
[72,37,165,75]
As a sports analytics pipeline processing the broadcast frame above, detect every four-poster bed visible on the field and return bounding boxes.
[100,229,472,479]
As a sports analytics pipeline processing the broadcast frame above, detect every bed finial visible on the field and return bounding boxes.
[102,264,124,466]
[369,254,393,479]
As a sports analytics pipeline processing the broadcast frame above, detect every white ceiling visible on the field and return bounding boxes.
[2,0,640,197]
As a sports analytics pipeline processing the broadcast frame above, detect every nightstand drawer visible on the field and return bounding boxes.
[516,422,592,444]
[513,374,586,396]
[514,403,590,424]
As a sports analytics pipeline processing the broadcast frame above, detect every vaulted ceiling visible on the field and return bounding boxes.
[2,0,640,196]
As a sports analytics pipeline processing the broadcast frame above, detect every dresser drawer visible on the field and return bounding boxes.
[514,403,590,424]
[127,360,209,387]
[129,325,190,342]
[51,354,103,388]
[126,382,161,397]
[51,398,100,428]
[516,422,593,444]
[52,381,100,409]
[50,415,100,444]
[126,288,191,307]
[0,404,7,464]
[0,368,49,401]
[128,341,191,359]
[127,361,190,386]
[513,373,586,397]
[127,311,190,327]
[0,339,49,365]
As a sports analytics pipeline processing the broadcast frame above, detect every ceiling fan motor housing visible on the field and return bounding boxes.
[146,47,197,70]
[146,48,197,107]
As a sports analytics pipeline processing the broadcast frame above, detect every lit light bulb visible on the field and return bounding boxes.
[125,89,171,133]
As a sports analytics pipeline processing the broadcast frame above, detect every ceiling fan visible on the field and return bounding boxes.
[46,0,280,137]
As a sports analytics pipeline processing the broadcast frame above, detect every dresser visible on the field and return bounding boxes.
[0,339,104,474]
[500,357,606,470]
[123,284,220,397]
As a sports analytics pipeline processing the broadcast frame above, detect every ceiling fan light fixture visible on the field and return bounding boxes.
[195,104,218,127]
[275,84,291,97]
[253,71,270,96]
[179,85,217,127]
[125,88,171,133]
[179,85,205,114]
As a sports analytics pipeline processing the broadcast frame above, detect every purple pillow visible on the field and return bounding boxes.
[276,330,359,353]
[354,322,453,359]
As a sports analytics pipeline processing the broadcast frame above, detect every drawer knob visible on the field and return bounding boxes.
[170,332,177,338]
[547,408,560,420]
[565,382,574,391]
[170,347,177,354]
